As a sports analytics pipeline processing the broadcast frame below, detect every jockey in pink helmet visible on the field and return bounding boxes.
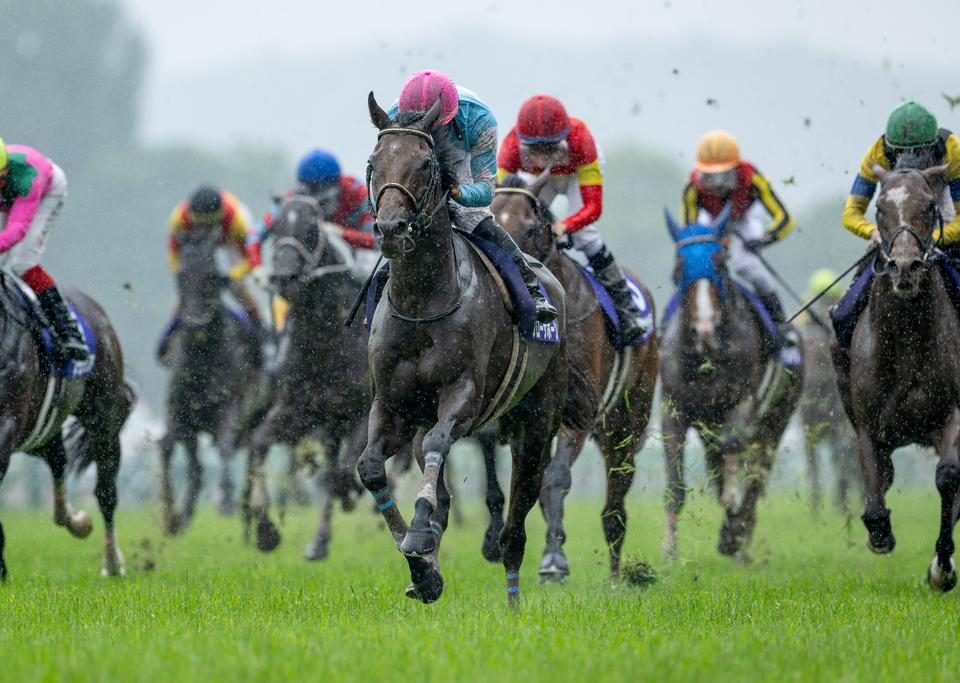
[388,69,556,322]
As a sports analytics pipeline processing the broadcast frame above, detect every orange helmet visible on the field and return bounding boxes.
[695,130,740,173]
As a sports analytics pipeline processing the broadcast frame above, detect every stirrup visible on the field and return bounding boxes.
[531,292,558,323]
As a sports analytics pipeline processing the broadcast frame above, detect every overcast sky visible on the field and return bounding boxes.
[125,0,954,80]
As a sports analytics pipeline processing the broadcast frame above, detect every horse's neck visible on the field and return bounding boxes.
[871,272,949,346]
[390,219,459,306]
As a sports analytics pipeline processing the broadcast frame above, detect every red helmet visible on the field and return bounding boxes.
[517,95,570,144]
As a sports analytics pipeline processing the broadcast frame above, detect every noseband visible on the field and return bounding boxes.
[873,172,944,275]
[366,128,449,250]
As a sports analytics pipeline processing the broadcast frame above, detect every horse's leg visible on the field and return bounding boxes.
[537,427,587,582]
[928,410,960,591]
[858,430,896,553]
[478,428,505,562]
[90,433,125,577]
[159,432,178,535]
[445,460,464,528]
[214,407,241,516]
[305,434,343,561]
[41,437,93,538]
[806,430,822,517]
[248,405,304,553]
[661,405,689,560]
[0,447,11,581]
[601,441,637,578]
[178,432,202,532]
[399,382,478,559]
[724,442,775,564]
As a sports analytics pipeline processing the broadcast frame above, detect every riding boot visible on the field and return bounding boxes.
[37,286,90,363]
[588,247,649,342]
[756,289,801,366]
[473,217,557,323]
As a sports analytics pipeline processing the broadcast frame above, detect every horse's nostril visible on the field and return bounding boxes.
[908,260,924,275]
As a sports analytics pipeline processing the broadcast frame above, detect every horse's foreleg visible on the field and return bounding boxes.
[478,428,505,563]
[42,438,92,539]
[179,433,202,532]
[858,430,895,554]
[537,427,586,581]
[661,404,689,560]
[91,434,125,577]
[929,411,960,591]
[358,399,414,547]
[215,409,241,516]
[805,429,823,517]
[400,382,478,559]
[0,446,11,582]
[602,442,637,578]
[159,433,178,534]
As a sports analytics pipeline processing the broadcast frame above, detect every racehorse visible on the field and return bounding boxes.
[361,93,589,604]
[158,225,262,534]
[492,175,658,579]
[660,207,803,562]
[0,274,132,578]
[833,164,960,591]
[244,194,369,558]
[798,316,858,514]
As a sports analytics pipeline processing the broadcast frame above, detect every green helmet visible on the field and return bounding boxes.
[885,101,939,149]
[806,268,842,301]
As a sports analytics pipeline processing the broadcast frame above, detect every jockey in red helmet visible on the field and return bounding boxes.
[498,95,647,340]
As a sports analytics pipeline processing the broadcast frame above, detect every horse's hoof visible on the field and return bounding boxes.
[404,569,444,604]
[538,552,570,583]
[866,532,896,555]
[304,538,329,562]
[927,556,957,592]
[481,529,503,563]
[256,519,282,552]
[717,526,740,556]
[68,511,94,539]
[399,527,436,558]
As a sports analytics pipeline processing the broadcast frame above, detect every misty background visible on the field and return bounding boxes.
[0,0,954,504]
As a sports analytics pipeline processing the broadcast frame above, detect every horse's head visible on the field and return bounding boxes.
[366,91,453,259]
[269,194,333,300]
[491,174,556,262]
[175,224,223,327]
[665,205,732,354]
[874,163,948,299]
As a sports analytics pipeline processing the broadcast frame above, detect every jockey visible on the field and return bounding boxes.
[498,94,647,340]
[0,138,89,363]
[842,100,960,246]
[247,149,378,289]
[681,129,798,362]
[388,70,557,323]
[159,185,261,360]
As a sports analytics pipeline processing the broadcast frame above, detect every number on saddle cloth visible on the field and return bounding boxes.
[576,264,654,349]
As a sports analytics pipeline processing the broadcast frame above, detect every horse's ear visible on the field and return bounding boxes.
[415,97,444,133]
[711,202,733,237]
[922,163,950,186]
[872,164,890,184]
[664,208,682,242]
[368,91,391,131]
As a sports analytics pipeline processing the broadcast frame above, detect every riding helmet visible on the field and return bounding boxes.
[517,95,570,144]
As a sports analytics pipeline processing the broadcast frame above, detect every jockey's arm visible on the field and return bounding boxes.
[842,138,888,240]
[245,209,276,269]
[0,156,52,253]
[560,126,603,233]
[225,202,255,280]
[166,205,185,273]
[496,131,522,184]
[751,171,794,242]
[935,134,960,243]
[680,181,700,225]
[456,104,498,208]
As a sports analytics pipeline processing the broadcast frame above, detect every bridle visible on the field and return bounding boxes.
[872,170,944,275]
[493,186,555,260]
[272,195,351,282]
[366,128,449,254]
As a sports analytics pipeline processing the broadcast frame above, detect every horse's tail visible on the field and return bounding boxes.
[561,359,598,432]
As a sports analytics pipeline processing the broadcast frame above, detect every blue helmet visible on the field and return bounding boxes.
[297,149,341,186]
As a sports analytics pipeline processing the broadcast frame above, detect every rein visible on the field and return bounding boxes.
[367,127,449,252]
[493,186,555,261]
[272,196,353,283]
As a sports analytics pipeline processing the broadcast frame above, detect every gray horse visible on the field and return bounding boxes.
[159,226,262,534]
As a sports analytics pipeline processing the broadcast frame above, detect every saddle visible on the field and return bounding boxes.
[1,273,96,381]
[365,229,561,344]
[575,264,654,349]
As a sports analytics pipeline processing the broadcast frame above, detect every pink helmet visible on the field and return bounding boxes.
[398,70,459,125]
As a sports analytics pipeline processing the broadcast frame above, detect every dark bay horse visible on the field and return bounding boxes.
[244,194,369,558]
[492,175,659,579]
[798,313,859,514]
[0,275,132,578]
[159,226,262,534]
[660,208,803,562]
[833,164,960,591]
[362,93,582,605]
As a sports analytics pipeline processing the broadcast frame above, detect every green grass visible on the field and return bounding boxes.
[0,491,956,682]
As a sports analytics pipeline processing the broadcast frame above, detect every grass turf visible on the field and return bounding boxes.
[0,490,955,682]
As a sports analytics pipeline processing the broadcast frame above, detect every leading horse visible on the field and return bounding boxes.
[0,274,132,579]
[492,175,658,580]
[660,207,803,561]
[360,93,582,605]
[833,164,960,591]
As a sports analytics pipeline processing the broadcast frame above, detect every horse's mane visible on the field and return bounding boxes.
[497,173,556,224]
[395,110,459,196]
